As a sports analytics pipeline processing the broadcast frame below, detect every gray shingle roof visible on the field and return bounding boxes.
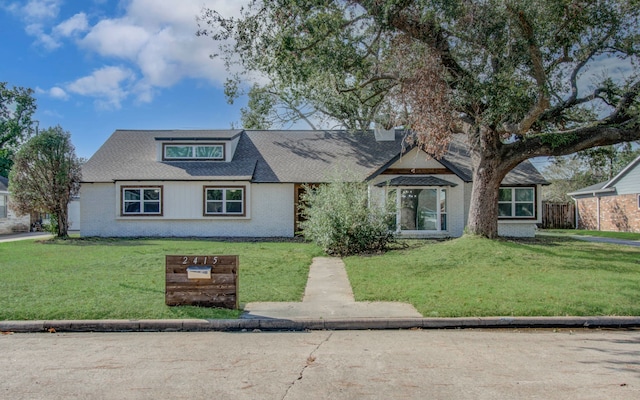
[81,129,548,185]
[0,176,8,192]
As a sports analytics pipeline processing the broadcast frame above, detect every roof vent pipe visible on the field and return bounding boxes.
[374,124,396,141]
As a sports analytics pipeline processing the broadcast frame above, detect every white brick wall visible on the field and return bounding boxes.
[80,182,295,237]
[497,222,537,237]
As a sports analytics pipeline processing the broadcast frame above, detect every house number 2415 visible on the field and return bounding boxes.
[181,256,218,265]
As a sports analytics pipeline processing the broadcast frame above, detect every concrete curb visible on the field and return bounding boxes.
[2,316,640,333]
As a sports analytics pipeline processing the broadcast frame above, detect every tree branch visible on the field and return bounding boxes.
[502,121,640,167]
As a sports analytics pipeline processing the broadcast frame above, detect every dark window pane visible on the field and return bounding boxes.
[226,202,243,213]
[207,189,222,201]
[144,189,160,200]
[515,203,534,217]
[124,190,140,201]
[226,189,243,201]
[143,202,160,213]
[515,188,534,202]
[125,202,140,213]
[498,203,512,216]
[207,202,223,213]
[499,189,512,202]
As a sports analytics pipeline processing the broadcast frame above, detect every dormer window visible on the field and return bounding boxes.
[163,143,225,160]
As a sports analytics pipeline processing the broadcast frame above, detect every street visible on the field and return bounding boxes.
[1,328,639,399]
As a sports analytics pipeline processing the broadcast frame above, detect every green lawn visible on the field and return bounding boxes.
[0,238,323,320]
[2,235,639,320]
[344,235,640,317]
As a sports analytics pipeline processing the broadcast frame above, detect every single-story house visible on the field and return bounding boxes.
[0,176,30,234]
[80,129,548,238]
[569,155,640,233]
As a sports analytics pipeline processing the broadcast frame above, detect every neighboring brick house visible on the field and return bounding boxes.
[569,155,640,233]
[0,176,30,234]
[80,129,548,238]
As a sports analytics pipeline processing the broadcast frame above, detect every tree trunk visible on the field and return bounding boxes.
[56,206,69,238]
[466,150,508,239]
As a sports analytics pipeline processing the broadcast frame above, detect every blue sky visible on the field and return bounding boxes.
[1,0,247,159]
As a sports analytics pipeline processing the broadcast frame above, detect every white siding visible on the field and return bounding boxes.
[80,182,294,237]
[615,165,640,195]
[68,198,81,231]
[391,148,445,169]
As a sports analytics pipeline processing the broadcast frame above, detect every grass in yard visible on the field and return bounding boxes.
[344,235,640,317]
[543,229,640,241]
[0,238,323,320]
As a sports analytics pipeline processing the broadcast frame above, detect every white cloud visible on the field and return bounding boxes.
[8,1,87,49]
[16,0,61,21]
[54,12,89,37]
[77,0,247,102]
[81,18,150,59]
[24,22,60,50]
[49,86,68,100]
[66,66,137,109]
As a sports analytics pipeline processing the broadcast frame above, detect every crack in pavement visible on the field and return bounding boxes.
[282,332,334,399]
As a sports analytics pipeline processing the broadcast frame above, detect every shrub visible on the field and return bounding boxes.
[299,180,395,256]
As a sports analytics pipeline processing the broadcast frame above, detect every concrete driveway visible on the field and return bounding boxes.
[0,232,52,242]
[1,329,639,399]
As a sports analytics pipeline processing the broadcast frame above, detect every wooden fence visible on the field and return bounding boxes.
[540,202,575,229]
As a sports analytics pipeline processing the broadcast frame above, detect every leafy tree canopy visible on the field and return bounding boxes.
[9,126,81,238]
[199,0,640,237]
[0,82,37,177]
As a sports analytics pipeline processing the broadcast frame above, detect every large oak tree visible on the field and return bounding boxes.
[199,0,640,238]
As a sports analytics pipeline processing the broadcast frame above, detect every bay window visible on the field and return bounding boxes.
[388,187,447,232]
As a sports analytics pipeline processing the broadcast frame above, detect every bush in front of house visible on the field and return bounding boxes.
[299,180,395,256]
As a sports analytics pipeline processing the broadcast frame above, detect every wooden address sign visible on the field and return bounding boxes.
[165,255,239,309]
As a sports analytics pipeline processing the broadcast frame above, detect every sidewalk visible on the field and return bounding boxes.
[241,257,422,319]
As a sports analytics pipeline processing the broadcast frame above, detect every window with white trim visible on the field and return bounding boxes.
[163,144,224,160]
[204,187,245,216]
[498,187,535,218]
[0,195,7,218]
[122,187,162,215]
[388,187,447,231]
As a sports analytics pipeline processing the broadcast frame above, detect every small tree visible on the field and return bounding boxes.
[300,179,395,256]
[9,126,81,238]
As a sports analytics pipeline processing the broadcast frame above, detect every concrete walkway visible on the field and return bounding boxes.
[242,257,422,319]
[0,232,52,243]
